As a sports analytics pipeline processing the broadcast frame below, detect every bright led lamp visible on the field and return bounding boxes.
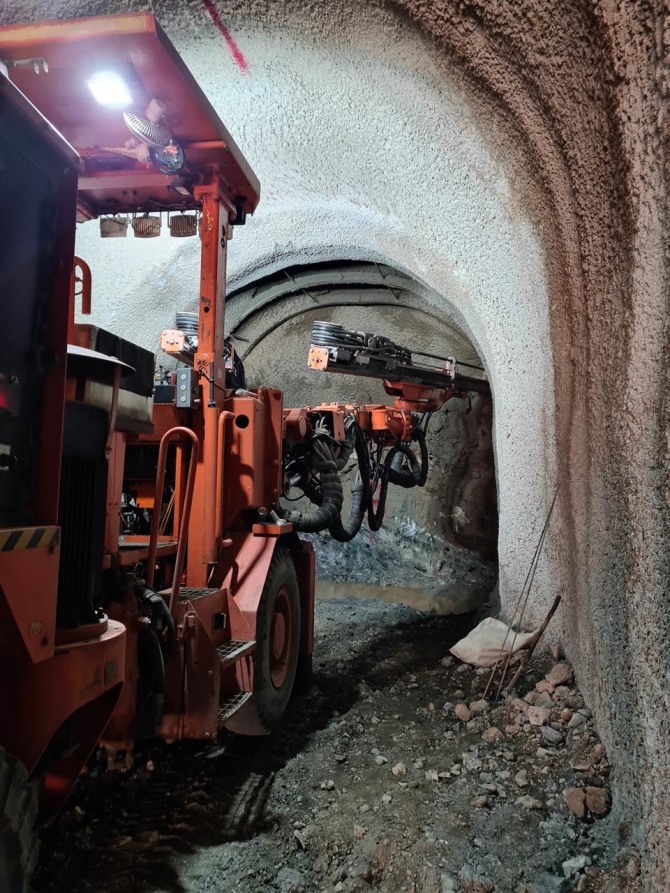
[87,71,132,108]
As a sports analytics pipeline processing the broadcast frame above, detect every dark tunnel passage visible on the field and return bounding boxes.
[227,260,499,561]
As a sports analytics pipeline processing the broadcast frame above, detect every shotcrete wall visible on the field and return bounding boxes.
[3,0,668,885]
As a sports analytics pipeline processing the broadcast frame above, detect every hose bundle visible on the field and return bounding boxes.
[282,436,343,533]
[367,426,428,530]
[329,418,371,542]
[281,417,430,539]
[386,426,428,488]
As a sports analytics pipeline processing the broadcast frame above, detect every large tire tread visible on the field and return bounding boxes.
[0,747,38,893]
[253,547,301,731]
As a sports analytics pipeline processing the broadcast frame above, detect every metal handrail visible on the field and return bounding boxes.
[215,411,235,545]
[146,426,199,617]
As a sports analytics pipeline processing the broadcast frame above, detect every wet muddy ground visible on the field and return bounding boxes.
[34,591,637,893]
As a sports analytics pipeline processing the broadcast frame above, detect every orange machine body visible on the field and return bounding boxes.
[0,11,467,830]
[0,13,310,818]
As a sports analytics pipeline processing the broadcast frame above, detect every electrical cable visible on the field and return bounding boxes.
[386,427,429,488]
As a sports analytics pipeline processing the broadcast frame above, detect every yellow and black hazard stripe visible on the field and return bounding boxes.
[0,526,60,552]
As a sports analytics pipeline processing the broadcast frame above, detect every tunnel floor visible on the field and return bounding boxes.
[34,596,631,893]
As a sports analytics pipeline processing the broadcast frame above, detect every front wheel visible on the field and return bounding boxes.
[253,547,301,731]
[0,748,38,893]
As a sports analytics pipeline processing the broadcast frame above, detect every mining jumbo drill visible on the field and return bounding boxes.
[0,14,487,889]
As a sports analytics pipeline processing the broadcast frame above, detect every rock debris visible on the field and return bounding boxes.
[34,598,636,892]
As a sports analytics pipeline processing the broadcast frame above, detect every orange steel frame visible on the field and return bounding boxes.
[0,12,452,827]
[0,12,312,819]
[102,173,313,746]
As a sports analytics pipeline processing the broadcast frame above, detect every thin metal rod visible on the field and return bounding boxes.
[215,411,235,544]
[504,594,562,695]
[483,488,559,702]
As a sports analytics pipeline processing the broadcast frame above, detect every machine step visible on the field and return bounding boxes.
[217,639,256,668]
[218,691,252,722]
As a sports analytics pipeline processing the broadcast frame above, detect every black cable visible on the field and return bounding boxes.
[329,419,371,542]
[367,445,403,531]
[387,443,421,488]
[333,418,356,471]
[386,427,429,488]
[414,426,429,487]
[366,465,389,532]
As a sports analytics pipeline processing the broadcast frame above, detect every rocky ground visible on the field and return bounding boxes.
[34,595,640,893]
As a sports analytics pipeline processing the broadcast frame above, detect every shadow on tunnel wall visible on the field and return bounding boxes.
[436,391,498,557]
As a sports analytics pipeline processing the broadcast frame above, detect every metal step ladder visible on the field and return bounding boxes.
[177,587,220,601]
[217,639,256,722]
[218,691,252,722]
[217,639,256,668]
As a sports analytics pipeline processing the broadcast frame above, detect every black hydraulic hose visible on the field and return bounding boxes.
[387,443,420,488]
[282,437,343,532]
[367,427,430,529]
[386,426,429,488]
[367,449,395,532]
[137,586,176,662]
[334,421,355,471]
[414,426,429,486]
[158,594,176,661]
[329,420,371,542]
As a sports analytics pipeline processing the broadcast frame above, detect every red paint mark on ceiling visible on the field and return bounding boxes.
[201,0,249,73]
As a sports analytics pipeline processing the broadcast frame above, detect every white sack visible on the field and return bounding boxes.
[450,617,537,668]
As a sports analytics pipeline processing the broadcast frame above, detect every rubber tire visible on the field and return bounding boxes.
[253,547,301,731]
[0,748,38,893]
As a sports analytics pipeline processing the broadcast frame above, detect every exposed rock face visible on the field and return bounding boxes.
[2,0,667,884]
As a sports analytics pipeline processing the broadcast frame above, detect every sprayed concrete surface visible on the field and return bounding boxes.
[2,0,669,885]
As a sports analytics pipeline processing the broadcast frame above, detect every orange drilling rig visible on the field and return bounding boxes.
[0,13,488,890]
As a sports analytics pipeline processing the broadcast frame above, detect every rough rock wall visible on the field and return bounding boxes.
[386,0,669,884]
[2,0,668,883]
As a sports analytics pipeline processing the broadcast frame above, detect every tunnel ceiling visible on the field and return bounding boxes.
[226,261,480,366]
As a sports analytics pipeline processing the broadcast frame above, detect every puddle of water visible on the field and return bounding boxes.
[315,580,489,615]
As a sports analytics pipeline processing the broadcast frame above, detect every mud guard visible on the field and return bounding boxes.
[0,621,126,816]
